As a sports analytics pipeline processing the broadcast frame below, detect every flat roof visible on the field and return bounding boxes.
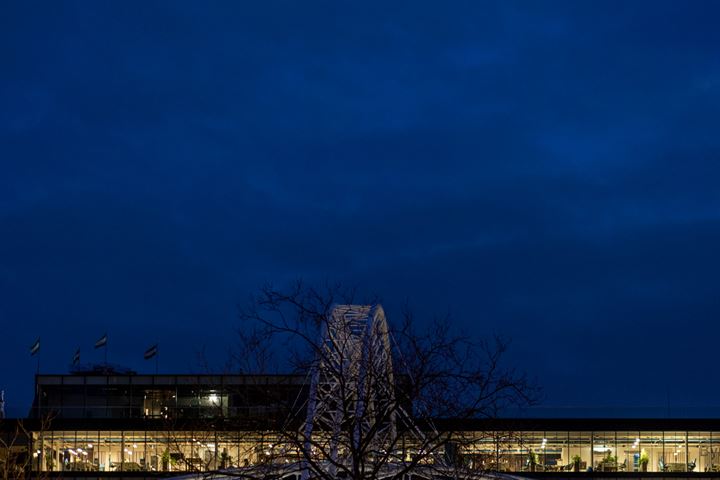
[35,373,308,386]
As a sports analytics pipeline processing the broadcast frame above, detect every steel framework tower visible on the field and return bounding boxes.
[302,304,398,477]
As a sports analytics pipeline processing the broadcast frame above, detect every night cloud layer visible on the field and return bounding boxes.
[2,1,720,413]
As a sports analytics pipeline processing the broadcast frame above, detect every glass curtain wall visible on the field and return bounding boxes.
[688,431,715,472]
[32,429,720,473]
[542,432,567,471]
[664,431,687,472]
[706,432,720,472]
[497,431,521,472]
[98,431,122,471]
[640,431,663,472]
[217,432,239,469]
[617,431,639,472]
[145,431,163,472]
[593,431,617,472]
[521,431,544,472]
[460,431,496,470]
[568,431,591,472]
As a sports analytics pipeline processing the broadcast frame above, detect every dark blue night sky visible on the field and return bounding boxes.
[2,1,720,415]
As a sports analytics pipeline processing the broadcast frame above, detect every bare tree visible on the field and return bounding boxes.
[0,414,54,480]
[222,280,538,480]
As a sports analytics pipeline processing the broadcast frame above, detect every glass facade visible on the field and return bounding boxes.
[33,375,306,421]
[20,375,720,475]
[29,429,720,473]
[31,430,285,473]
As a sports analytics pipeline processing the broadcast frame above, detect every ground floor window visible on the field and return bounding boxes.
[32,430,284,472]
[30,430,720,473]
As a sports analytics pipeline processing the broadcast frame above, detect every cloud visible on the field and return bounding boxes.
[2,0,720,410]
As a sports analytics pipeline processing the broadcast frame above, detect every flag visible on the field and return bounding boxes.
[72,348,80,366]
[30,338,40,356]
[144,344,158,360]
[94,334,108,349]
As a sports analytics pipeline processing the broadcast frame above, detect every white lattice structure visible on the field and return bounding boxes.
[167,304,501,480]
[302,304,399,477]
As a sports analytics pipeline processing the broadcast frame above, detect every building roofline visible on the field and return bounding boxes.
[35,373,309,386]
[9,416,720,432]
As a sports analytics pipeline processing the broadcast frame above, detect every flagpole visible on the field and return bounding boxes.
[155,338,159,374]
[30,337,41,376]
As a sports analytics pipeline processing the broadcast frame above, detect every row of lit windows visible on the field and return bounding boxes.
[36,389,295,419]
[30,431,720,473]
[460,431,720,473]
[32,431,278,472]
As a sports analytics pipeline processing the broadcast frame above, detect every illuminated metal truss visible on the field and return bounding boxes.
[302,304,399,477]
[169,462,505,480]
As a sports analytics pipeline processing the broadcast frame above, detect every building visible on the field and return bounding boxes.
[1,371,719,478]
[4,305,720,479]
[24,371,307,474]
